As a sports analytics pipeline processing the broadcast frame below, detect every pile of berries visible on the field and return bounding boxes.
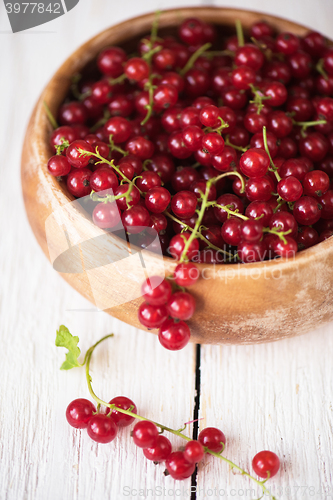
[46,13,333,349]
[66,396,280,481]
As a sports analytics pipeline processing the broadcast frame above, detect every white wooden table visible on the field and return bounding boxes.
[1,0,333,499]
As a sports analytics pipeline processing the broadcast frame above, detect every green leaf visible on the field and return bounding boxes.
[55,325,82,370]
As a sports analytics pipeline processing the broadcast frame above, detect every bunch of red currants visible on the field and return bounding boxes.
[66,397,280,481]
[47,14,333,349]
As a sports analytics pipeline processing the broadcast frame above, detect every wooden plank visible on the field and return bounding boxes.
[198,327,333,498]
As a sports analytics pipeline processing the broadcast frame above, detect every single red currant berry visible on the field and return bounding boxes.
[202,132,224,156]
[97,46,127,77]
[125,136,155,160]
[252,450,280,479]
[167,292,196,321]
[319,190,333,219]
[238,240,267,262]
[184,440,205,464]
[303,170,330,197]
[143,435,173,462]
[165,451,195,480]
[299,132,329,162]
[276,32,300,55]
[199,104,220,127]
[178,17,206,46]
[277,176,303,202]
[169,232,199,261]
[93,202,121,229]
[124,57,149,81]
[293,196,322,225]
[66,399,96,429]
[141,276,172,306]
[198,427,226,453]
[153,83,178,110]
[121,205,151,233]
[145,187,171,214]
[239,148,270,177]
[272,236,298,258]
[104,117,133,144]
[235,44,264,70]
[66,140,94,168]
[171,190,198,219]
[138,302,168,329]
[241,219,264,243]
[221,218,242,246]
[132,421,159,448]
[67,168,92,198]
[174,262,200,287]
[87,414,118,444]
[245,176,275,203]
[90,167,119,192]
[297,226,319,249]
[158,319,191,351]
[59,101,87,126]
[232,65,256,90]
[105,396,137,427]
[47,155,72,176]
[214,194,244,223]
[245,201,273,226]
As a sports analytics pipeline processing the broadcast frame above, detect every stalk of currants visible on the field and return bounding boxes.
[56,325,280,497]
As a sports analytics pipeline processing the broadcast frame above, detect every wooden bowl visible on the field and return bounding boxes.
[21,7,333,345]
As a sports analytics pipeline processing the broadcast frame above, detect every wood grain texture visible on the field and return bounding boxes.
[21,6,333,345]
[1,0,333,499]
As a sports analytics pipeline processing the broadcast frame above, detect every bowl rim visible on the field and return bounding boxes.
[29,5,333,278]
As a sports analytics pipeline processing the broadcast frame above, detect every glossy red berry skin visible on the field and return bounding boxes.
[87,414,118,444]
[235,44,264,70]
[145,187,171,213]
[174,262,200,287]
[178,17,206,46]
[199,104,219,127]
[138,302,168,329]
[167,292,196,321]
[66,140,94,168]
[214,194,244,223]
[59,101,87,126]
[153,83,178,110]
[202,132,224,156]
[232,65,256,90]
[171,190,198,219]
[114,185,140,211]
[169,232,199,261]
[299,132,329,162]
[252,450,280,479]
[277,176,303,202]
[67,168,92,198]
[319,190,333,219]
[149,213,167,233]
[125,136,155,160]
[303,170,329,197]
[221,218,242,246]
[262,81,287,107]
[143,435,173,462]
[90,167,119,192]
[132,421,159,448]
[158,319,191,351]
[97,46,127,77]
[276,32,300,55]
[121,205,151,233]
[241,219,264,243]
[47,155,72,176]
[93,202,121,229]
[238,240,267,263]
[166,451,196,480]
[168,132,192,159]
[104,117,133,144]
[297,226,319,249]
[136,171,161,192]
[124,57,149,81]
[239,148,270,177]
[106,396,137,427]
[50,126,77,152]
[66,399,96,428]
[245,201,273,227]
[272,236,298,258]
[293,196,322,225]
[245,176,275,203]
[198,427,226,453]
[269,212,298,239]
[141,276,172,306]
[184,440,205,464]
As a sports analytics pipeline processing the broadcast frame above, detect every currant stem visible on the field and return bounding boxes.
[164,211,235,260]
[235,20,245,47]
[43,101,58,129]
[90,109,111,133]
[180,43,212,76]
[82,334,277,500]
[225,136,250,153]
[262,126,281,182]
